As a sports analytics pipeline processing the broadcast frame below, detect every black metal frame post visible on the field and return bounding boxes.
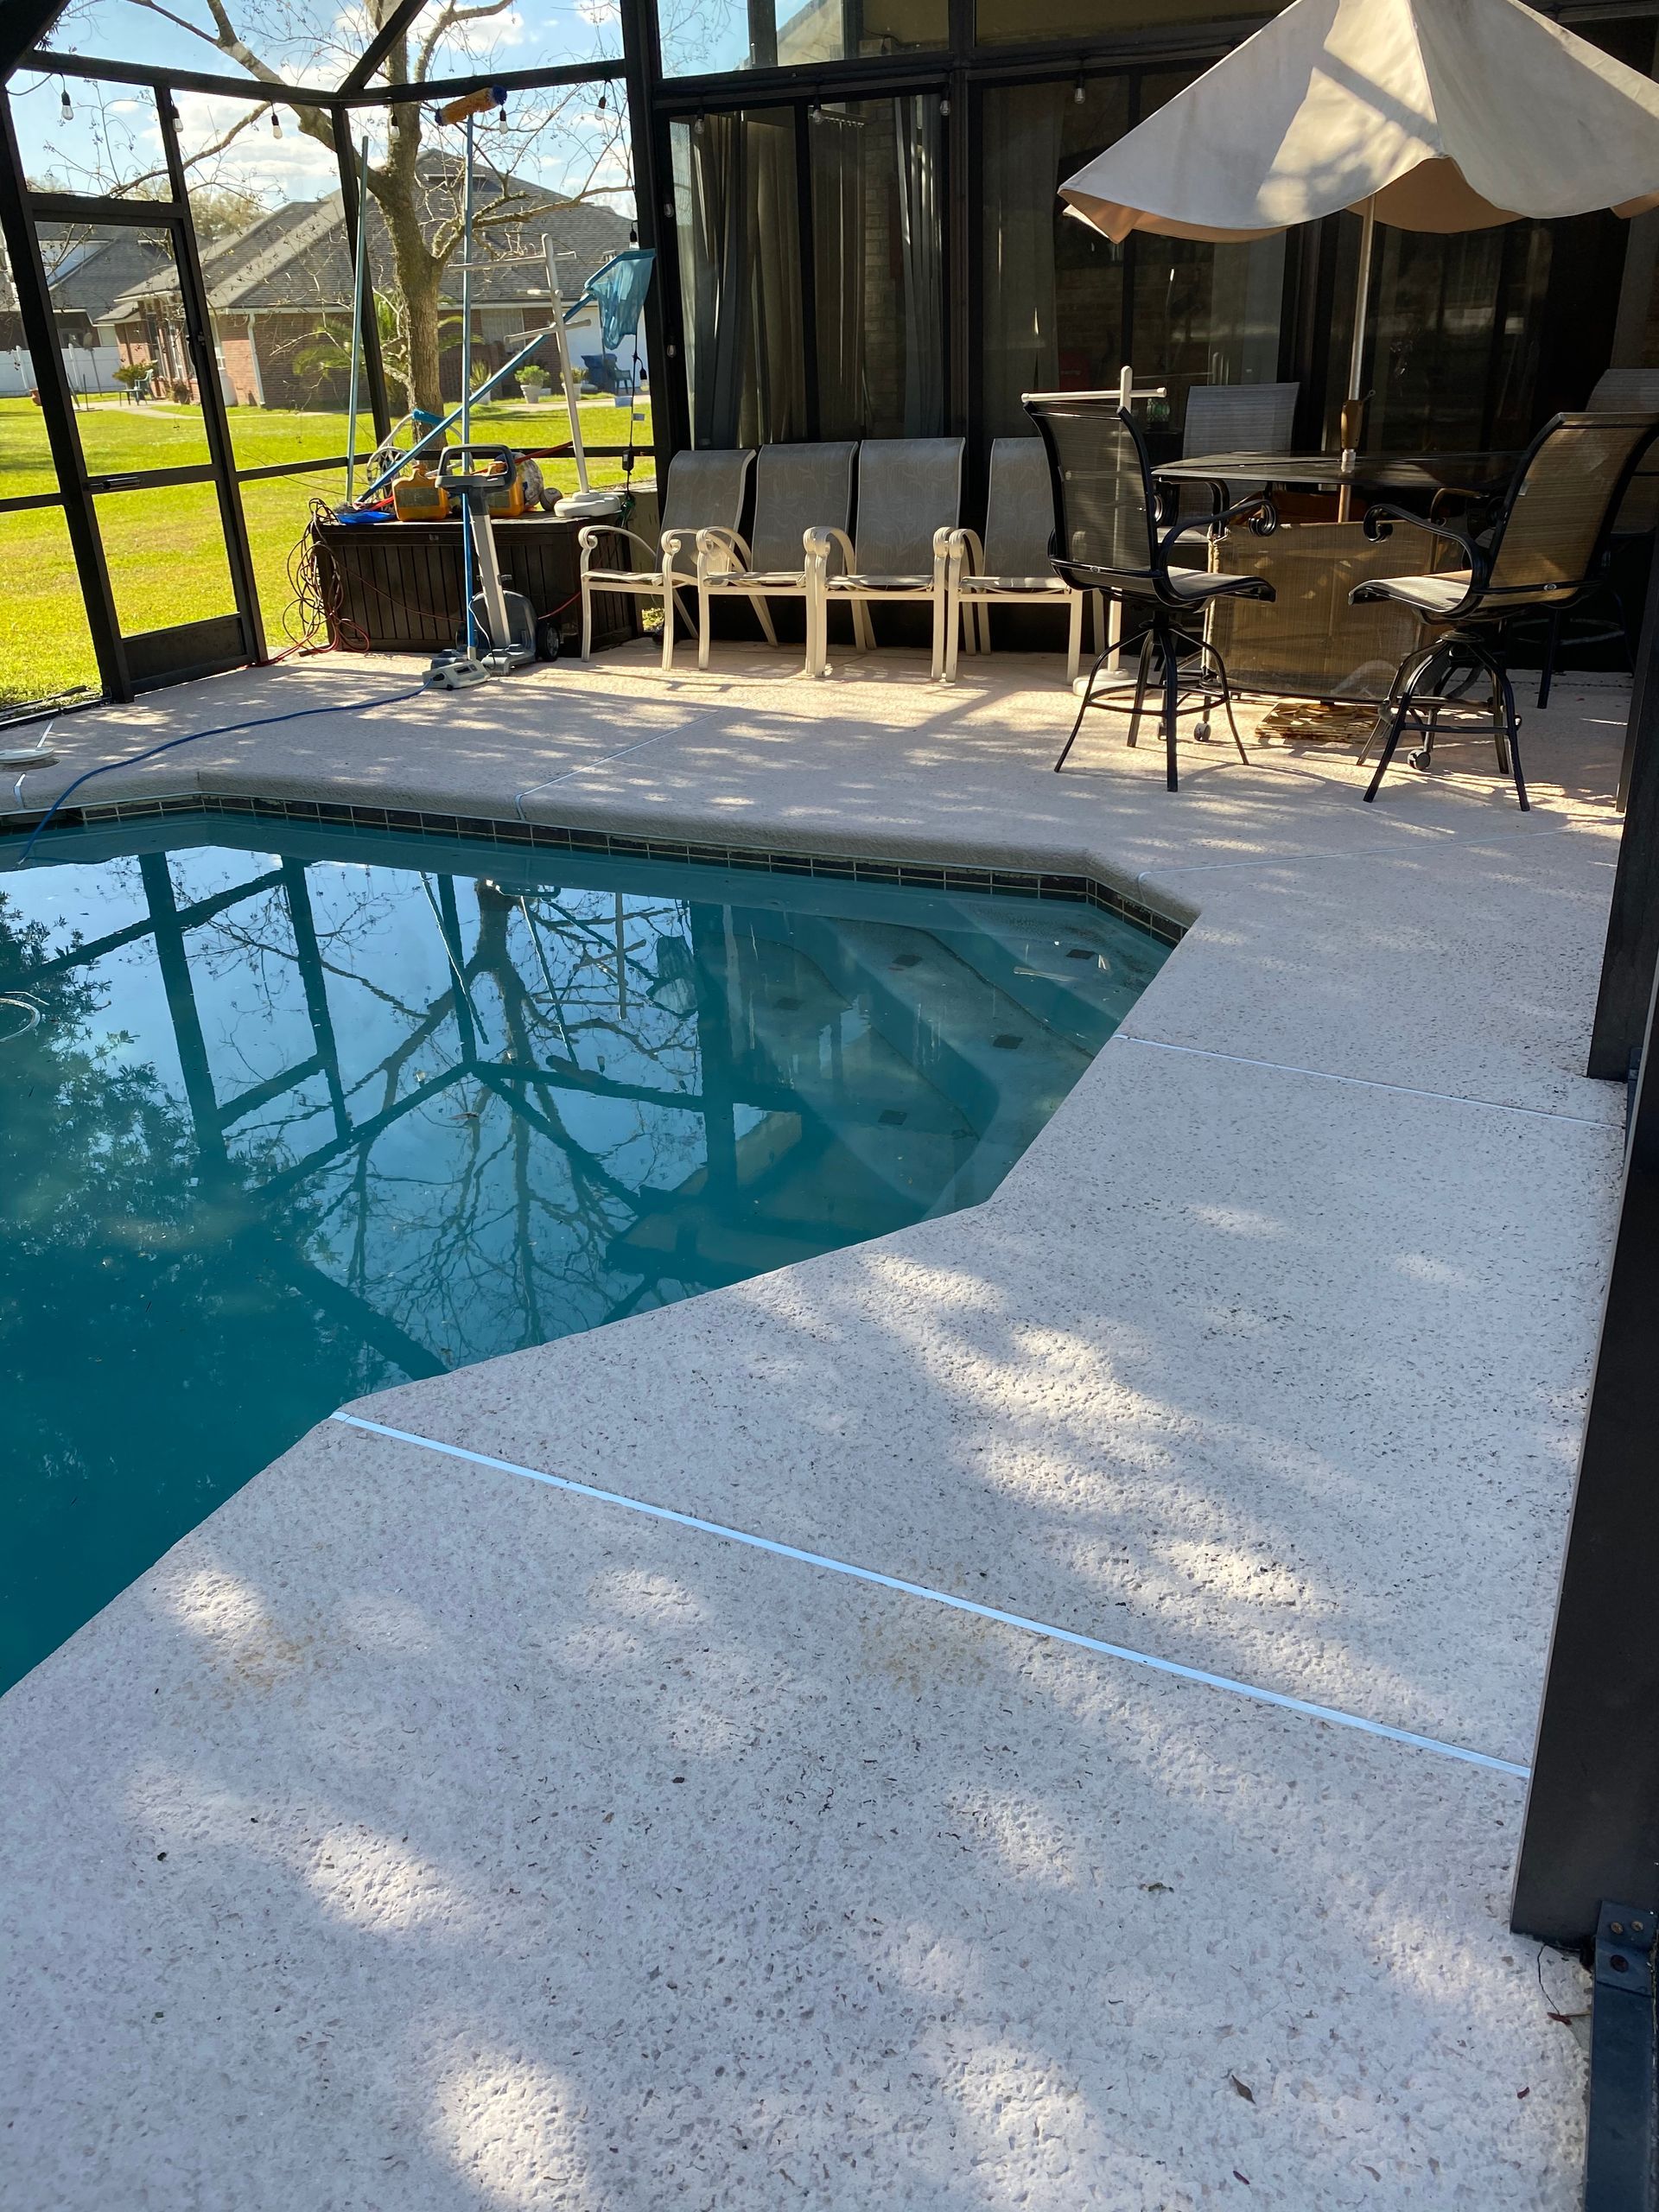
[332,107,391,443]
[619,0,681,482]
[26,47,627,109]
[2,3,73,73]
[157,92,267,666]
[1583,1904,1658,2212]
[1588,543,1659,1080]
[337,0,428,96]
[1512,940,1659,1947]
[0,89,128,702]
[946,1,972,446]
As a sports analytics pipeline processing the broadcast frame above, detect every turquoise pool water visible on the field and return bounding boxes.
[0,819,1166,1691]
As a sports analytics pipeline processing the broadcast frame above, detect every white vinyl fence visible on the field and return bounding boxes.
[0,344,124,397]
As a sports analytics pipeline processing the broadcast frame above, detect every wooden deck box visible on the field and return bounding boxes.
[314,515,643,658]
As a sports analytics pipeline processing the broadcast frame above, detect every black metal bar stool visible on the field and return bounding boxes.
[1023,392,1275,791]
[1351,410,1659,810]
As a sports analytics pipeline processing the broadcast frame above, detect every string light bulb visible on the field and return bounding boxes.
[59,85,73,122]
[270,107,282,137]
[597,87,607,111]
[1073,74,1086,104]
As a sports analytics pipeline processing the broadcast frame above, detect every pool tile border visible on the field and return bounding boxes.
[0,791,1185,945]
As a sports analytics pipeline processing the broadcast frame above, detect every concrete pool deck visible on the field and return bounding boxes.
[0,644,1630,2206]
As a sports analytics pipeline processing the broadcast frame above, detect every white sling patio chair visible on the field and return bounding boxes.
[696,442,858,673]
[577,448,755,671]
[804,437,964,680]
[941,435,1092,683]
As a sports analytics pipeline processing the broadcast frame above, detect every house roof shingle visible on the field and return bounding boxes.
[97,158,632,323]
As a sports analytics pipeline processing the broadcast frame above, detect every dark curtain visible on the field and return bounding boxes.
[808,97,944,439]
[979,85,1065,441]
[810,108,865,436]
[893,94,944,436]
[678,110,806,449]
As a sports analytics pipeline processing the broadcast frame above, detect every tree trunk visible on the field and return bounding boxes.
[390,227,444,417]
[375,92,445,418]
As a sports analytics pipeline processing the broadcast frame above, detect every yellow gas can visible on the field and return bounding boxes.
[480,456,527,519]
[393,462,449,521]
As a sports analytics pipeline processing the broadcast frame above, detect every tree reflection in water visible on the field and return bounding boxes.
[0,824,1163,1688]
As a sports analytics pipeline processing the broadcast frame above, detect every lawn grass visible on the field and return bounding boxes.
[0,394,654,711]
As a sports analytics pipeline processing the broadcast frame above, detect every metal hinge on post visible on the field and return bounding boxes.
[1586,1903,1657,2211]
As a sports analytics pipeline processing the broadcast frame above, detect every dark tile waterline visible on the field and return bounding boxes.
[0,792,1188,944]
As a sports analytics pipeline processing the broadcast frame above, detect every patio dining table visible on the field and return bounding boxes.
[1154,448,1520,517]
[1146,448,1522,721]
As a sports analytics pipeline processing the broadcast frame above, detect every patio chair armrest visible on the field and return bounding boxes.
[579,523,659,574]
[938,525,983,580]
[1361,502,1488,588]
[696,525,753,580]
[658,525,699,578]
[804,526,856,576]
[1159,493,1272,561]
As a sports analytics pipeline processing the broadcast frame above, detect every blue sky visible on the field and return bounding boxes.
[14,2,631,208]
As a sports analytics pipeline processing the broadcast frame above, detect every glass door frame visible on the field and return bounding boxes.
[22,118,266,697]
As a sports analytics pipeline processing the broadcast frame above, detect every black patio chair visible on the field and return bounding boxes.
[1529,370,1659,706]
[1351,410,1659,811]
[1023,393,1275,791]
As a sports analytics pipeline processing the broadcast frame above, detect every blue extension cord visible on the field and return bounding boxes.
[10,685,428,868]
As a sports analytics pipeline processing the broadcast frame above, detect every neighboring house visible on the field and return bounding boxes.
[97,160,639,412]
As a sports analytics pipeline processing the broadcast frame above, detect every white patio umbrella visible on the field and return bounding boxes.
[1059,0,1659,466]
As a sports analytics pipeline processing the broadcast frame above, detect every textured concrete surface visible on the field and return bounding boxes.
[1,643,1623,2205]
[1,1422,1580,2211]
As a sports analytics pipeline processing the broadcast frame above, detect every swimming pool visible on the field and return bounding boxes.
[0,817,1166,1690]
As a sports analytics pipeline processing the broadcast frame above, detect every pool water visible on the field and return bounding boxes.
[0,818,1166,1691]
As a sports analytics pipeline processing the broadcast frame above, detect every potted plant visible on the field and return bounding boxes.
[517,363,548,405]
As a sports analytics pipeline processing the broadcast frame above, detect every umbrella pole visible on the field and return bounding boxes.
[1338,193,1376,520]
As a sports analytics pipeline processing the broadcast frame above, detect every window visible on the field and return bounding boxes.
[660,0,946,78]
[975,0,1276,48]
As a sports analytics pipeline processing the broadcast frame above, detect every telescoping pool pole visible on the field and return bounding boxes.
[461,119,476,655]
[344,134,371,505]
[437,85,507,661]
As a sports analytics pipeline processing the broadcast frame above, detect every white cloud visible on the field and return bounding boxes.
[173,88,340,206]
